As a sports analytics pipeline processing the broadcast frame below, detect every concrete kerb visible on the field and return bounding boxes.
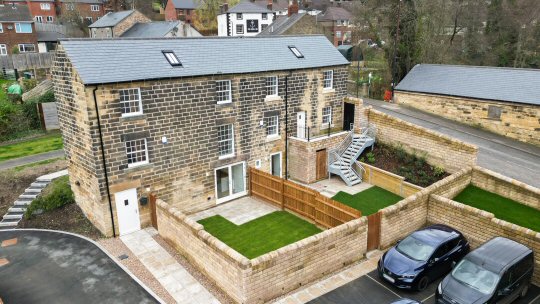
[0,228,165,304]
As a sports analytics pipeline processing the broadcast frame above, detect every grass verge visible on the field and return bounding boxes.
[453,185,540,232]
[332,186,403,216]
[13,157,65,172]
[0,132,63,162]
[198,211,322,259]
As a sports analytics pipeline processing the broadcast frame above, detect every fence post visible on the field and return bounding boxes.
[280,179,284,210]
[248,167,252,196]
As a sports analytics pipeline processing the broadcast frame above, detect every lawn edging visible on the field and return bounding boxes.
[156,199,368,304]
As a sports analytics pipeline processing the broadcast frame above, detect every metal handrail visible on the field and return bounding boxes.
[352,160,365,181]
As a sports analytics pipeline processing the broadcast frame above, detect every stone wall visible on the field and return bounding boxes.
[395,91,540,146]
[53,42,349,236]
[367,108,478,173]
[112,10,151,37]
[357,162,422,197]
[157,199,367,304]
[428,195,540,285]
[472,166,540,210]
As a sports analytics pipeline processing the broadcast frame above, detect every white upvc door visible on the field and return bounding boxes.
[215,161,246,204]
[114,188,141,235]
[297,111,306,139]
[270,152,282,177]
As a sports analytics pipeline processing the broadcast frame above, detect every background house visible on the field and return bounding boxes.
[37,29,63,51]
[120,20,201,37]
[52,35,349,236]
[217,0,274,37]
[317,5,351,46]
[0,4,37,54]
[59,0,105,24]
[164,0,199,24]
[88,9,150,38]
[2,0,57,23]
[395,64,540,146]
[257,11,330,40]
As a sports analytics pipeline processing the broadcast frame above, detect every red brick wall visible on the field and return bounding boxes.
[27,1,57,22]
[60,2,105,22]
[0,22,38,54]
[164,0,177,20]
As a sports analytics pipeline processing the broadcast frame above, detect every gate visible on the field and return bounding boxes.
[149,193,158,229]
[367,211,382,251]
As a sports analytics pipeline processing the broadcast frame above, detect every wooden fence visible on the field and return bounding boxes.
[0,52,55,70]
[249,167,361,228]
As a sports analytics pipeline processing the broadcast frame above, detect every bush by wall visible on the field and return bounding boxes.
[25,176,74,218]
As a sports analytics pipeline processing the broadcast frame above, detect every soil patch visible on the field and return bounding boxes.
[0,159,67,217]
[359,143,449,187]
[19,203,103,240]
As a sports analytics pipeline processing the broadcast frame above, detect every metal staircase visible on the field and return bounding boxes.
[328,126,376,186]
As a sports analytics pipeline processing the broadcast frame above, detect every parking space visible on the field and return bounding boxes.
[309,270,540,304]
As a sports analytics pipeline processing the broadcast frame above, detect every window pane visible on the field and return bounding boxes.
[266,76,278,96]
[125,138,148,165]
[218,124,233,156]
[231,164,244,194]
[266,115,278,136]
[216,167,230,199]
[323,70,333,88]
[216,80,231,103]
[119,88,142,115]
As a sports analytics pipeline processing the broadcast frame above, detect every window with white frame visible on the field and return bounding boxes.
[15,23,33,33]
[91,4,100,11]
[262,13,268,20]
[266,115,279,137]
[35,16,44,23]
[216,80,232,104]
[236,24,244,34]
[323,70,333,89]
[218,124,234,157]
[40,3,51,10]
[236,13,243,20]
[336,31,341,38]
[119,88,143,116]
[0,44,7,56]
[125,138,149,167]
[18,44,35,53]
[46,16,53,22]
[322,106,332,125]
[0,23,3,33]
[266,76,278,97]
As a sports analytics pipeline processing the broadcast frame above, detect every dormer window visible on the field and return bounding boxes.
[289,46,304,58]
[162,50,182,67]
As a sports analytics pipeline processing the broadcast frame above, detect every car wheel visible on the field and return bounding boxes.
[520,283,529,298]
[416,276,429,291]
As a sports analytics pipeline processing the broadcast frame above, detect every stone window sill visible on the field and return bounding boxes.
[265,135,281,142]
[120,114,146,122]
[322,88,335,94]
[219,154,235,160]
[125,162,152,172]
[264,95,282,102]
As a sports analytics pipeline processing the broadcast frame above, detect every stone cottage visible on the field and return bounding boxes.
[52,35,361,237]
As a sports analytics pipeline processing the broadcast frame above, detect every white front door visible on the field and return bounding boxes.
[114,188,141,235]
[215,162,246,204]
[297,111,306,139]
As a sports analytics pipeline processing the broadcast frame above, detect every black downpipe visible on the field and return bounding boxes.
[284,75,289,180]
[92,87,116,238]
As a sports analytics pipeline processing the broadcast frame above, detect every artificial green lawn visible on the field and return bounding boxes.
[198,211,322,259]
[453,185,540,232]
[332,186,403,216]
[0,132,63,162]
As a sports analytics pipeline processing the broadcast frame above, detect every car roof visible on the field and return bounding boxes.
[466,237,532,274]
[411,224,461,246]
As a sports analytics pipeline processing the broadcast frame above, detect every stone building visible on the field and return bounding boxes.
[257,12,332,42]
[395,64,540,146]
[52,35,358,237]
[88,9,150,38]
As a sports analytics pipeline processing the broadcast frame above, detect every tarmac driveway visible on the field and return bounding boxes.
[309,270,540,304]
[0,229,160,304]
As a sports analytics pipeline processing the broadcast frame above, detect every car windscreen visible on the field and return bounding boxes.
[395,235,436,261]
[451,259,500,295]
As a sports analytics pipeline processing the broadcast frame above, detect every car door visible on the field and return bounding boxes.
[446,238,465,263]
[428,242,452,279]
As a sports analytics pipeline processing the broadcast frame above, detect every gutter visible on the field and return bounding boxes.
[92,86,117,238]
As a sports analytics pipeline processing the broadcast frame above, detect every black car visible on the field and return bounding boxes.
[378,224,470,291]
[436,237,534,304]
[390,299,422,304]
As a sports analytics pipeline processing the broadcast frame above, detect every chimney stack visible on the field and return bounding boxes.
[267,0,272,11]
[222,2,228,13]
[288,0,298,16]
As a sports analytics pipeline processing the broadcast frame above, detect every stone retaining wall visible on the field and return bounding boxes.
[366,108,478,173]
[356,162,423,197]
[427,195,540,285]
[157,199,368,304]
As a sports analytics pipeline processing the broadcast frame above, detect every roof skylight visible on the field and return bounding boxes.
[162,50,182,67]
[289,46,304,58]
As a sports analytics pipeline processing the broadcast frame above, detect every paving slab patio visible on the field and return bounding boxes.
[188,196,280,225]
[305,176,373,198]
[120,228,220,304]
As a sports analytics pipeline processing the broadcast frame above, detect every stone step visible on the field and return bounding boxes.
[25,188,43,194]
[14,200,32,207]
[9,207,26,213]
[17,197,33,202]
[0,221,17,227]
[1,217,19,223]
[31,182,49,188]
[3,213,23,220]
[19,194,38,200]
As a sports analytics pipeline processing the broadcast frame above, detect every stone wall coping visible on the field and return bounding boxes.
[251,216,367,267]
[473,166,540,195]
[430,167,473,190]
[360,162,405,180]
[344,96,364,105]
[403,181,423,190]
[395,91,540,109]
[368,108,478,153]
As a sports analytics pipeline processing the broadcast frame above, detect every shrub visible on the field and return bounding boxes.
[366,152,376,164]
[25,176,74,219]
[22,78,37,91]
[433,166,445,177]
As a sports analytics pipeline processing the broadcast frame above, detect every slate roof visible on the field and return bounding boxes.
[59,35,349,85]
[0,5,33,22]
[227,1,272,13]
[258,13,305,36]
[253,0,288,11]
[319,6,351,21]
[37,31,66,42]
[395,64,540,106]
[88,10,134,28]
[121,21,180,37]
[170,0,200,9]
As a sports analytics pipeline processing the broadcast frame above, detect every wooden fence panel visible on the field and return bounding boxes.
[249,167,361,228]
[367,211,382,250]
[0,53,55,70]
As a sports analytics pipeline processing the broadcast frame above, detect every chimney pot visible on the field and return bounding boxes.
[288,0,298,16]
